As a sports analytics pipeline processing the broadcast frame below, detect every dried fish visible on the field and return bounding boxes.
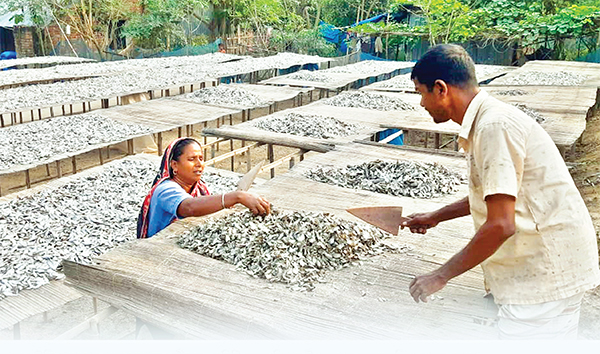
[474,64,509,80]
[304,159,466,199]
[251,112,361,139]
[323,91,415,111]
[0,52,243,88]
[178,208,405,291]
[0,158,239,300]
[326,60,410,75]
[0,113,153,171]
[495,70,589,86]
[376,74,414,89]
[512,103,546,123]
[285,70,336,83]
[0,53,327,112]
[179,85,271,107]
[493,89,530,96]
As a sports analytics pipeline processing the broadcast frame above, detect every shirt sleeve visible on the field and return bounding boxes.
[473,121,526,199]
[154,181,192,219]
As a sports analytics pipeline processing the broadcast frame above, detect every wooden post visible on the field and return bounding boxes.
[267,144,275,179]
[56,160,62,178]
[128,139,134,155]
[203,122,208,144]
[98,148,104,165]
[46,164,50,176]
[246,148,252,172]
[157,133,163,156]
[24,170,31,188]
[72,156,77,174]
[229,114,233,125]
[178,127,183,138]
[424,132,428,148]
[434,133,441,149]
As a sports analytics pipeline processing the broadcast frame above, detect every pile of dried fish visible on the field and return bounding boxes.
[0,53,243,88]
[376,74,414,89]
[493,89,529,96]
[326,60,409,75]
[202,170,240,195]
[251,112,360,139]
[513,103,546,123]
[285,70,335,83]
[0,53,328,112]
[180,85,271,108]
[0,159,155,299]
[474,65,508,80]
[305,159,465,198]
[323,91,415,111]
[0,158,240,299]
[497,70,589,86]
[0,113,153,170]
[178,208,401,291]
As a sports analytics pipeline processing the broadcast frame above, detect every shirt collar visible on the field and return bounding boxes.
[458,89,488,151]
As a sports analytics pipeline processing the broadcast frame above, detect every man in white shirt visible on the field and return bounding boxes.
[402,44,600,339]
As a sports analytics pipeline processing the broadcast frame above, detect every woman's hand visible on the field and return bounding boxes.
[237,191,271,216]
[400,212,439,234]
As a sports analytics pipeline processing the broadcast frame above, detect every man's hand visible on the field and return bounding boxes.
[401,212,439,234]
[409,271,447,303]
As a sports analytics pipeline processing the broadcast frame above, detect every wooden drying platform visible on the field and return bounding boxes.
[485,85,598,155]
[0,74,105,90]
[259,72,364,99]
[0,153,258,339]
[62,144,506,339]
[201,103,384,154]
[487,60,600,87]
[322,61,414,86]
[0,155,160,338]
[0,56,95,70]
[0,79,218,128]
[360,65,516,94]
[0,99,239,196]
[350,88,591,156]
[171,83,315,122]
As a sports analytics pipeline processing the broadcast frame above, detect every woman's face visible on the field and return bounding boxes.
[171,142,204,185]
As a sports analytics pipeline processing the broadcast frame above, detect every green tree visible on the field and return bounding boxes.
[122,0,207,51]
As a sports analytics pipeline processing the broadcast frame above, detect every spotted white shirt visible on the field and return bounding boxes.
[458,90,600,305]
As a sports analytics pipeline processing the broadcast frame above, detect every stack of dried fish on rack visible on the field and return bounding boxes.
[513,103,546,123]
[0,114,153,170]
[250,112,360,139]
[179,85,271,107]
[0,158,240,299]
[285,70,335,83]
[375,74,414,89]
[323,91,415,111]
[474,65,509,80]
[179,208,406,291]
[497,71,589,86]
[305,159,466,199]
[326,60,408,75]
[0,52,241,88]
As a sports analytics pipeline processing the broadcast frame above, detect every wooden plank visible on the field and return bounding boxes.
[203,126,335,153]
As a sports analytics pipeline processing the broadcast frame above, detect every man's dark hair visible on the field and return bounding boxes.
[411,44,477,92]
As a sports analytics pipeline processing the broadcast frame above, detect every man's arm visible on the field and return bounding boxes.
[401,196,470,234]
[408,193,515,302]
